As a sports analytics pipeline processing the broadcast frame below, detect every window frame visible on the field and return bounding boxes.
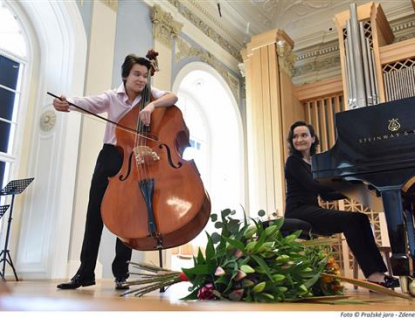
[0,3,29,190]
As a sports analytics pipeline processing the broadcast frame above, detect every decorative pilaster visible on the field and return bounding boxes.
[242,29,299,218]
[151,4,183,47]
[276,40,297,77]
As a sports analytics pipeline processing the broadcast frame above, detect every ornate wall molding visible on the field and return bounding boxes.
[296,44,339,61]
[180,0,230,35]
[276,41,296,77]
[390,15,415,43]
[176,37,240,101]
[39,109,57,132]
[168,0,241,61]
[293,54,341,78]
[151,4,183,47]
[392,20,415,33]
[395,32,415,42]
[392,20,415,43]
[238,62,246,78]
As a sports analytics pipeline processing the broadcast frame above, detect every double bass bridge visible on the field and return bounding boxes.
[134,146,160,165]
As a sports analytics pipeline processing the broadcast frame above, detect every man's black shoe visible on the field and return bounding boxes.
[115,277,129,290]
[57,274,96,290]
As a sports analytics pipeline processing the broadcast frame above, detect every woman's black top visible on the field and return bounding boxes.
[285,154,345,211]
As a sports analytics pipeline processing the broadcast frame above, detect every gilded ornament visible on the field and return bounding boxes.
[151,5,183,47]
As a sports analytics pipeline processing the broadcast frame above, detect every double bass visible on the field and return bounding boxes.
[101,51,211,251]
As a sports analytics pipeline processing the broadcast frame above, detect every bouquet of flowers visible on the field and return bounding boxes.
[123,209,409,301]
[122,209,345,301]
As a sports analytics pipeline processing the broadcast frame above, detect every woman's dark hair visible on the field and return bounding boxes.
[287,121,320,157]
[121,54,152,83]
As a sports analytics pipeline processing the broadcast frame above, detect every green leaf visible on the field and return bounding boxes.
[268,217,284,230]
[263,225,278,238]
[244,225,257,239]
[215,275,230,286]
[221,209,232,218]
[183,264,212,276]
[250,218,264,237]
[210,214,218,222]
[241,206,248,226]
[272,274,285,283]
[214,221,223,229]
[212,247,227,260]
[191,274,208,289]
[180,288,199,300]
[205,233,215,264]
[284,233,299,243]
[240,264,255,274]
[222,236,247,253]
[245,241,257,252]
[224,262,239,293]
[252,281,266,293]
[276,286,288,293]
[196,248,205,264]
[298,284,309,295]
[241,279,254,287]
[211,232,221,244]
[258,209,266,217]
[252,228,267,253]
[275,254,290,264]
[228,219,241,235]
[260,293,275,300]
[251,254,274,281]
[303,270,324,289]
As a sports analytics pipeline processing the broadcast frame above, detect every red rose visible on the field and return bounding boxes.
[197,283,215,300]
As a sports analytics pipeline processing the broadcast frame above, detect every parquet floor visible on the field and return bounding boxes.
[0,278,414,312]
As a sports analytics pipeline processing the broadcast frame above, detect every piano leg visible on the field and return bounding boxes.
[381,189,412,276]
[402,202,415,296]
[403,207,415,259]
[399,276,409,294]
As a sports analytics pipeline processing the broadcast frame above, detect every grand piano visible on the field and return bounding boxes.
[312,96,415,283]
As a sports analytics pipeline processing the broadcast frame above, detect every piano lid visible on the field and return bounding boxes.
[312,96,415,184]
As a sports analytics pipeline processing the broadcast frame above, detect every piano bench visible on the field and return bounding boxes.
[352,245,393,289]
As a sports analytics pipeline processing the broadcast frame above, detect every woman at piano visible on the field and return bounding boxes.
[284,121,399,288]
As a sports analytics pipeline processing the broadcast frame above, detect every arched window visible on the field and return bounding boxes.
[0,1,27,188]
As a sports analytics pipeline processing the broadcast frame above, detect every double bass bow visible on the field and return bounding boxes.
[100,50,211,251]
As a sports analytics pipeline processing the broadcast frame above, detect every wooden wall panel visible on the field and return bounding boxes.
[242,29,295,217]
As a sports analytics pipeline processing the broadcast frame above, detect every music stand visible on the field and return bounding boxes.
[0,178,34,281]
[0,205,9,219]
[0,205,10,280]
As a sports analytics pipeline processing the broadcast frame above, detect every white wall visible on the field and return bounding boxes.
[6,1,87,279]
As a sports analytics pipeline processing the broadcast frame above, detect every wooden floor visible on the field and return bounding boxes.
[0,278,414,312]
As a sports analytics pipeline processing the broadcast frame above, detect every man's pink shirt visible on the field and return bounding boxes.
[69,84,167,145]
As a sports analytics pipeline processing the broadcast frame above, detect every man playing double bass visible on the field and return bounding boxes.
[53,53,178,290]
